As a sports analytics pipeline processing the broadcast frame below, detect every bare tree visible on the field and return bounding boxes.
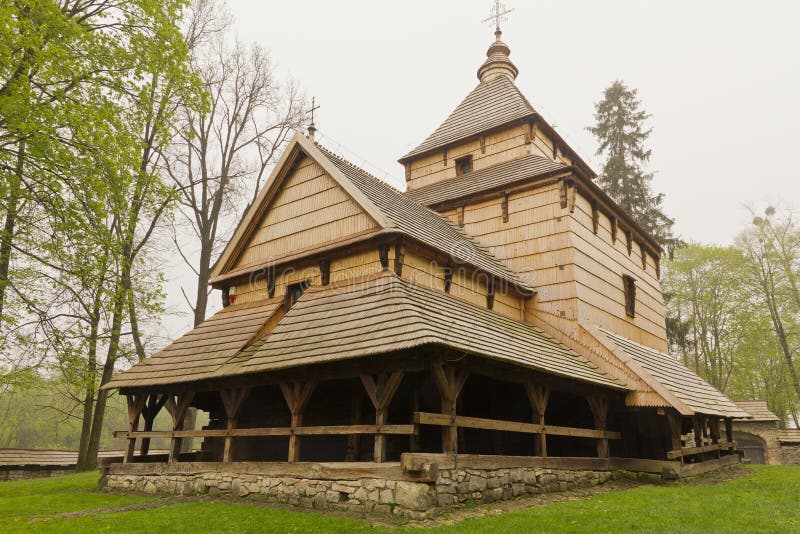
[168,2,305,327]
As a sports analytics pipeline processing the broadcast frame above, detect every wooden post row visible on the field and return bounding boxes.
[140,394,168,457]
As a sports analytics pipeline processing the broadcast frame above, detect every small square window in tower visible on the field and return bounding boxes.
[622,275,636,318]
[455,155,473,176]
[285,280,310,309]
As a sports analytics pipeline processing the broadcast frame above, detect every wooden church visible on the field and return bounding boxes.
[104,16,747,507]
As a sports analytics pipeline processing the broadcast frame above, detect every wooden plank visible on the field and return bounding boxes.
[666,441,736,460]
[400,452,674,473]
[115,424,416,440]
[413,412,622,440]
[676,453,740,478]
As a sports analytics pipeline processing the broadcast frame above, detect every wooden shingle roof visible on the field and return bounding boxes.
[400,76,535,162]
[779,429,800,443]
[104,300,281,389]
[315,143,533,293]
[405,153,568,207]
[734,400,780,421]
[232,272,623,390]
[601,329,747,418]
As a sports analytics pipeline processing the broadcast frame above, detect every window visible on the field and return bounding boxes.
[455,155,473,176]
[285,280,309,309]
[622,275,636,318]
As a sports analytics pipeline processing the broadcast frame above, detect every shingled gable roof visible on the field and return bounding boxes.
[599,329,748,418]
[312,143,530,292]
[400,76,535,162]
[405,153,569,207]
[211,133,533,294]
[733,400,780,421]
[225,272,624,390]
[103,299,282,389]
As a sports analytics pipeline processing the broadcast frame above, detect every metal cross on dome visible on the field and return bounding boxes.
[482,0,513,32]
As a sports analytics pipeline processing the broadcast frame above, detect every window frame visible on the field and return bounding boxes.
[622,274,636,318]
[454,155,473,176]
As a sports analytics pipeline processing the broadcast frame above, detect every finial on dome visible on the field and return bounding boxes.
[478,2,518,83]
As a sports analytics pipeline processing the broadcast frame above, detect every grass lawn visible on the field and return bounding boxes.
[0,466,798,533]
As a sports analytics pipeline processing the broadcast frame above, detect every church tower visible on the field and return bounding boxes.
[401,20,668,355]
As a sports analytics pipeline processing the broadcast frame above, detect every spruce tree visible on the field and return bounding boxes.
[588,80,682,254]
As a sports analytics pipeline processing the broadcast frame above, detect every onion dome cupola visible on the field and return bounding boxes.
[477,29,519,83]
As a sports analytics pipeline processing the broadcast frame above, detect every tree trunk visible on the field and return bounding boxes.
[193,239,212,326]
[0,141,24,323]
[80,284,126,471]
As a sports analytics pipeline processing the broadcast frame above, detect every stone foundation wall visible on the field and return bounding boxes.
[781,444,800,466]
[0,467,74,481]
[105,464,651,519]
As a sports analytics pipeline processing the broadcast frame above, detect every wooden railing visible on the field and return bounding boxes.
[113,424,416,440]
[666,441,735,460]
[413,412,622,440]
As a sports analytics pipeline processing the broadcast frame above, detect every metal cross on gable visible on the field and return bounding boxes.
[482,0,513,32]
[307,96,320,125]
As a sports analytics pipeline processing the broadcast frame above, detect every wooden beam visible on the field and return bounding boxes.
[115,425,416,441]
[319,259,330,285]
[666,441,735,460]
[640,242,647,270]
[414,412,622,440]
[220,387,251,462]
[591,201,600,234]
[524,383,549,457]
[280,380,317,463]
[501,192,509,223]
[164,392,195,462]
[140,393,167,457]
[611,216,618,244]
[665,411,682,462]
[345,390,363,461]
[430,363,469,455]
[393,238,405,276]
[124,394,147,464]
[361,371,404,462]
[378,243,390,270]
[587,395,610,458]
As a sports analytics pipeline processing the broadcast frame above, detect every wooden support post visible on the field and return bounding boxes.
[724,417,733,443]
[524,383,549,457]
[280,381,317,463]
[692,416,705,462]
[361,371,404,462]
[410,377,420,453]
[220,387,251,462]
[665,411,683,463]
[587,395,610,458]
[140,394,167,457]
[430,363,468,455]
[345,388,363,461]
[124,394,147,464]
[165,391,196,463]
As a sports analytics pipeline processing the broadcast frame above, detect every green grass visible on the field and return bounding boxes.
[1,466,798,533]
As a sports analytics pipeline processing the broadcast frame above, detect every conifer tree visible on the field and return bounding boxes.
[588,80,681,254]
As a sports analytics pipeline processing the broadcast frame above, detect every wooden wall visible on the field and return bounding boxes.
[405,123,573,191]
[400,250,524,321]
[568,193,667,350]
[233,156,378,270]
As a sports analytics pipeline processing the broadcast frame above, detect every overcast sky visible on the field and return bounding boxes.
[161,0,800,334]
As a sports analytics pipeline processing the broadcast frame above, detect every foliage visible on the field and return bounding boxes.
[663,208,800,426]
[588,80,682,254]
[0,467,798,532]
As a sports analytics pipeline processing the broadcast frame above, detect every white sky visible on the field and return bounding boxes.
[160,0,800,335]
